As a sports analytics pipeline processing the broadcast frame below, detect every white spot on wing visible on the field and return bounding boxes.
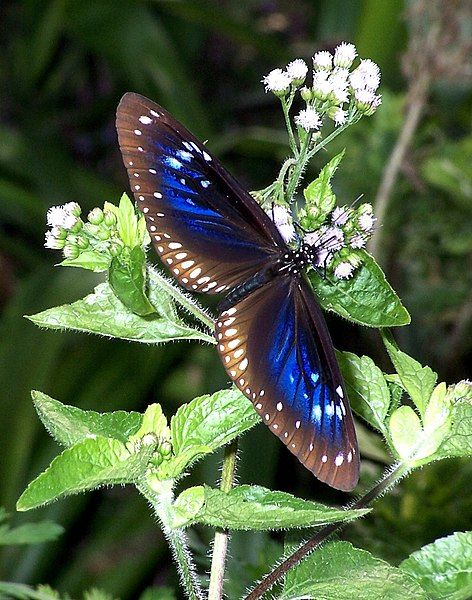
[139,116,152,125]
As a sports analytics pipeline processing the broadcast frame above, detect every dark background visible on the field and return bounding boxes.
[0,0,471,597]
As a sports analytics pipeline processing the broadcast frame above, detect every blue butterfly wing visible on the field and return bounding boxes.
[116,93,285,293]
[216,275,359,491]
[117,92,359,490]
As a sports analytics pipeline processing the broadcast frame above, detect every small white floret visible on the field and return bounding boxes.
[333,42,357,68]
[294,107,321,131]
[262,68,292,93]
[286,59,308,81]
[313,50,332,71]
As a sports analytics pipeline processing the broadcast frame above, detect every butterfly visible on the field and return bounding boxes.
[116,92,359,491]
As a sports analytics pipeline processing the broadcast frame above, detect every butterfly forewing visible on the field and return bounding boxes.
[216,276,359,491]
[116,93,285,293]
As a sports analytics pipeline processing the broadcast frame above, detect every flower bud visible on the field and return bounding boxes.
[88,207,104,225]
[300,86,313,101]
[97,228,111,240]
[159,440,172,458]
[77,236,89,249]
[109,242,123,257]
[63,244,80,259]
[63,202,81,217]
[68,218,83,234]
[104,210,117,226]
[51,226,68,240]
[44,231,65,250]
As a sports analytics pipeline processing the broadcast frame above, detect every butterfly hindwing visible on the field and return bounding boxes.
[216,276,359,491]
[116,92,285,293]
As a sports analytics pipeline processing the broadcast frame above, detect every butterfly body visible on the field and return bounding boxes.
[116,92,360,491]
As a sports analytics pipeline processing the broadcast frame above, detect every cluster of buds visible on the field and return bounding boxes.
[303,202,377,279]
[44,202,123,261]
[262,42,381,131]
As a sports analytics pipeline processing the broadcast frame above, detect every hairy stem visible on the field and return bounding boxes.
[208,438,240,600]
[244,461,410,599]
[307,121,352,159]
[368,72,430,259]
[285,132,312,201]
[282,93,298,155]
[150,266,215,330]
[138,480,204,600]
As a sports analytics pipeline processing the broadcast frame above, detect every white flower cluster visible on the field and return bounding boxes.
[303,203,376,279]
[44,201,123,262]
[262,42,382,132]
[44,203,81,250]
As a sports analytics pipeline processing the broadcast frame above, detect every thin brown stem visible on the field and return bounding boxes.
[244,462,409,600]
[368,72,430,260]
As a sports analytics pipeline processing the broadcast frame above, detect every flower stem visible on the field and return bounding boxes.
[208,438,240,600]
[307,121,352,159]
[150,266,215,330]
[281,93,298,155]
[285,132,312,201]
[138,480,204,600]
[244,461,410,600]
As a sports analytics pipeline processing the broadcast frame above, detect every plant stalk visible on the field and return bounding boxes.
[368,72,430,259]
[151,267,215,330]
[208,438,240,600]
[138,480,204,600]
[244,461,410,599]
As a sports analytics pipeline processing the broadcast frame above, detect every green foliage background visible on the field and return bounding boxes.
[0,0,470,597]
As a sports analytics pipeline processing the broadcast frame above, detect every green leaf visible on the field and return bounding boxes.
[419,383,452,458]
[180,485,369,530]
[400,532,472,600]
[26,280,214,344]
[84,589,117,600]
[157,446,211,480]
[131,403,169,441]
[382,332,438,416]
[281,541,426,599]
[0,520,63,545]
[309,252,410,327]
[434,396,472,460]
[108,246,155,316]
[32,391,142,447]
[17,436,156,511]
[0,582,64,600]
[303,151,344,227]
[337,350,390,434]
[168,485,206,529]
[389,406,422,460]
[161,388,260,478]
[116,193,139,247]
[60,250,110,273]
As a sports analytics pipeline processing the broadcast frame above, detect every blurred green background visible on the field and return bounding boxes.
[1,0,471,597]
